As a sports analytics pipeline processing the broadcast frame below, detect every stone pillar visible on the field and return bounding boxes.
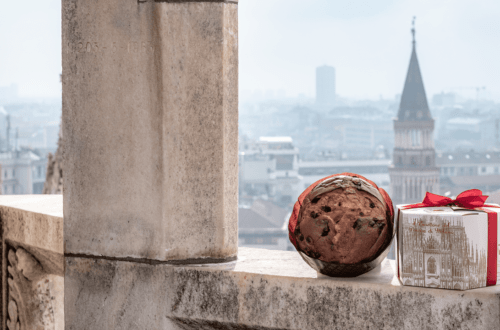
[62,0,238,263]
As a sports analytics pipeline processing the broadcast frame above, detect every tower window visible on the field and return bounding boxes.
[426,156,431,166]
[411,156,417,166]
[411,129,421,147]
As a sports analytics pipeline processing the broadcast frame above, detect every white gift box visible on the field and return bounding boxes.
[396,205,500,290]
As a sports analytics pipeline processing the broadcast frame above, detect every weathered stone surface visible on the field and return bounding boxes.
[62,0,238,262]
[65,247,500,330]
[6,246,64,330]
[43,121,63,195]
[0,195,64,330]
[0,195,63,259]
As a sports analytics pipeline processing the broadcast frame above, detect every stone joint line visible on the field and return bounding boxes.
[64,253,238,266]
[139,0,238,3]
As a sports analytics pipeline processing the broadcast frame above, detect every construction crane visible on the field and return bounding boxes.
[450,86,486,100]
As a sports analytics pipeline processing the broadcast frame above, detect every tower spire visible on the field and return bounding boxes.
[396,17,431,122]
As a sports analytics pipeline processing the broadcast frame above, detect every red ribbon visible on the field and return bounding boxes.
[401,189,498,287]
[404,189,495,210]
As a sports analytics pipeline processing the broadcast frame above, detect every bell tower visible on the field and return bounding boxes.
[389,18,440,205]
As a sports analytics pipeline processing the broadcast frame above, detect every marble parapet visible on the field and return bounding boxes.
[67,247,500,329]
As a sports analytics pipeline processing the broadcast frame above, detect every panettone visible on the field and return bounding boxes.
[289,173,394,276]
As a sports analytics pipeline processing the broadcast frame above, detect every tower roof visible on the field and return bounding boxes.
[397,20,432,122]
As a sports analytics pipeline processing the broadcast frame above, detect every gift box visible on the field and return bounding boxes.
[396,190,500,290]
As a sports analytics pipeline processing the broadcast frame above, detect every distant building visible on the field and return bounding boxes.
[238,199,293,251]
[299,159,391,193]
[389,23,440,204]
[239,136,302,207]
[0,150,47,194]
[437,116,500,151]
[316,65,336,106]
[437,151,500,196]
[432,92,456,107]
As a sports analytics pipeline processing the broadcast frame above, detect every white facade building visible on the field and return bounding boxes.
[0,150,47,194]
[239,136,302,206]
[299,159,391,193]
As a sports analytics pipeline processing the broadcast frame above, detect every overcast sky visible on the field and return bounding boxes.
[240,0,500,101]
[1,0,499,101]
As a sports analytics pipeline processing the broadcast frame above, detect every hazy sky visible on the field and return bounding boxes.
[240,0,500,101]
[0,0,61,98]
[1,0,499,101]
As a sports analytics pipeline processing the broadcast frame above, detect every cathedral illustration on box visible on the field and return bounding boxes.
[399,211,498,290]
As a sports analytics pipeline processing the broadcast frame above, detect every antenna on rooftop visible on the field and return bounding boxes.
[15,127,19,152]
[6,114,10,151]
[411,16,416,47]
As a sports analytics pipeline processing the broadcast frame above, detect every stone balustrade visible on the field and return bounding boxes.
[2,196,500,329]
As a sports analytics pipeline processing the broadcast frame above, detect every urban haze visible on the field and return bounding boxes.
[1,0,500,253]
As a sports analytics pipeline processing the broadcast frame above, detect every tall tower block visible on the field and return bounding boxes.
[316,65,336,106]
[389,19,440,205]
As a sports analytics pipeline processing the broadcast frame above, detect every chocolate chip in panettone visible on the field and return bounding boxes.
[294,226,301,235]
[311,251,321,259]
[311,197,321,204]
[352,218,362,230]
[311,211,319,218]
[321,224,330,236]
[299,234,304,241]
[322,206,332,212]
[338,202,342,207]
[359,212,364,216]
[306,237,312,243]
[370,202,376,208]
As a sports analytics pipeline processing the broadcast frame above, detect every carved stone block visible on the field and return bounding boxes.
[4,244,63,330]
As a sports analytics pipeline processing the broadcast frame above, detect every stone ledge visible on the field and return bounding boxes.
[0,195,63,274]
[66,247,500,330]
[1,195,64,330]
[2,196,498,329]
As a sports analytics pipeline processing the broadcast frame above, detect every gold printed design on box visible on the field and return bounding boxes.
[401,214,487,290]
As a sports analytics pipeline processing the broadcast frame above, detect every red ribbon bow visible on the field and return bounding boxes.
[404,189,494,210]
